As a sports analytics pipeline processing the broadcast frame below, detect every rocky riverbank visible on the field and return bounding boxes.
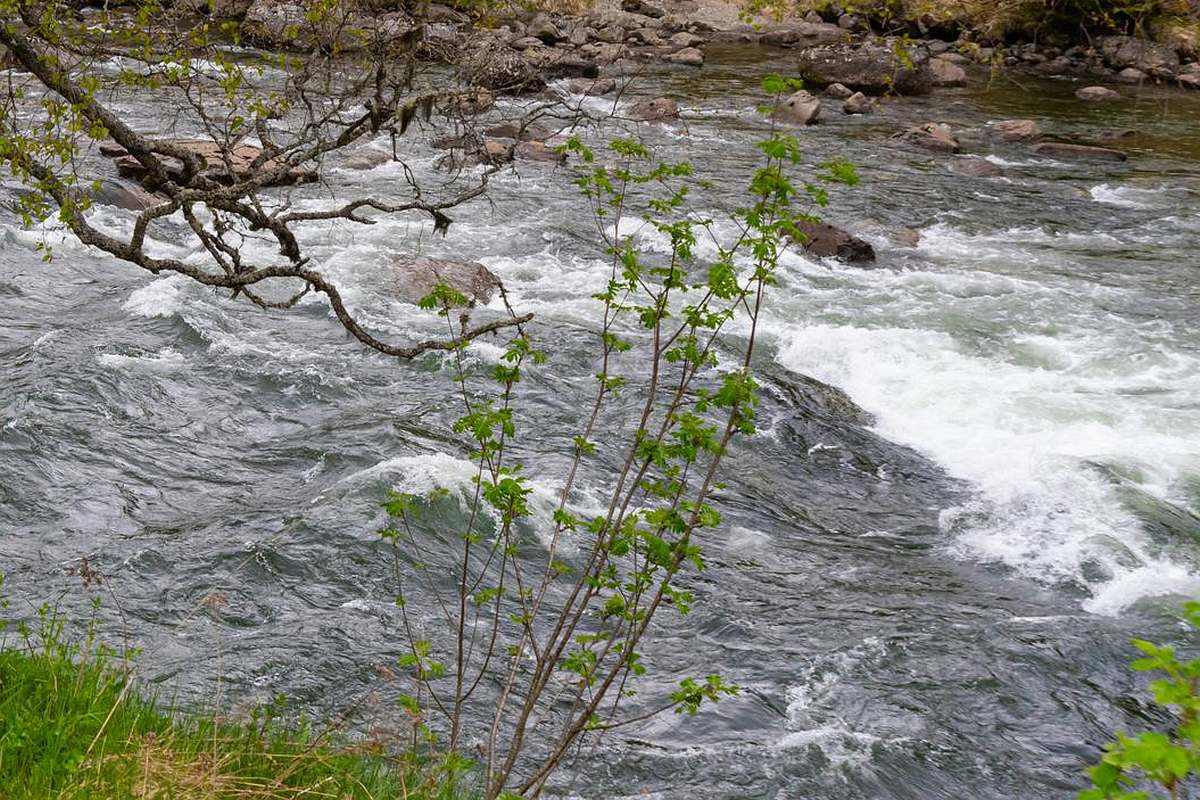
[142,0,1200,93]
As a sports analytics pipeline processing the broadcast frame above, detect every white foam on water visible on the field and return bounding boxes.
[1089,183,1152,208]
[774,319,1200,614]
[124,276,187,318]
[96,347,187,372]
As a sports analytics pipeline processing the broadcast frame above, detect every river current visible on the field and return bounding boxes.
[3,45,1200,799]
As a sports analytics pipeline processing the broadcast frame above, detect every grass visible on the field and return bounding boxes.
[0,611,458,800]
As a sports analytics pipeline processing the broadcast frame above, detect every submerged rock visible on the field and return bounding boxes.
[1076,85,1121,103]
[1030,142,1128,161]
[948,156,1001,177]
[792,221,875,263]
[390,256,501,308]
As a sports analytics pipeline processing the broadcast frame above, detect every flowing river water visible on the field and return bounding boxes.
[3,44,1200,799]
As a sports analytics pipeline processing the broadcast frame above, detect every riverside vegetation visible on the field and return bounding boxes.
[2,0,1199,798]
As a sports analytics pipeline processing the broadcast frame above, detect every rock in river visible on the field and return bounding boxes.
[893,122,960,153]
[992,119,1042,142]
[948,156,1001,177]
[793,220,876,263]
[774,90,821,125]
[798,42,932,95]
[391,256,502,307]
[1076,85,1121,103]
[627,96,679,120]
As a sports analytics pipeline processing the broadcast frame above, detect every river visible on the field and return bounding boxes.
[2,44,1200,799]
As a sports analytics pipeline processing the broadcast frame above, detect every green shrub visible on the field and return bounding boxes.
[1080,602,1200,800]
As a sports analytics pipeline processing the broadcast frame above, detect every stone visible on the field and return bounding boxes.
[893,122,960,153]
[569,25,595,46]
[454,90,495,115]
[992,119,1042,142]
[1117,67,1147,83]
[510,36,544,50]
[90,179,164,211]
[823,82,853,99]
[1076,85,1121,103]
[837,13,861,30]
[948,156,1001,177]
[528,14,562,44]
[241,1,415,52]
[666,47,703,66]
[390,257,502,308]
[798,42,932,95]
[1030,142,1127,162]
[464,47,545,93]
[669,31,705,48]
[339,149,393,170]
[759,22,844,48]
[793,221,875,262]
[929,57,967,86]
[628,27,663,45]
[938,51,970,65]
[596,25,626,44]
[514,141,566,163]
[774,90,821,125]
[1181,71,1200,91]
[1097,35,1180,76]
[481,140,512,164]
[628,96,679,120]
[105,140,315,187]
[621,0,666,19]
[568,77,617,95]
[842,91,873,114]
[529,50,599,80]
[1035,56,1073,76]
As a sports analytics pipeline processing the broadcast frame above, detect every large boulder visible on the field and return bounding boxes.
[391,256,501,308]
[893,122,960,153]
[774,90,821,125]
[793,221,875,263]
[1097,35,1180,77]
[797,41,932,96]
[929,57,967,86]
[1030,142,1127,162]
[992,119,1042,142]
[527,13,563,44]
[463,46,545,93]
